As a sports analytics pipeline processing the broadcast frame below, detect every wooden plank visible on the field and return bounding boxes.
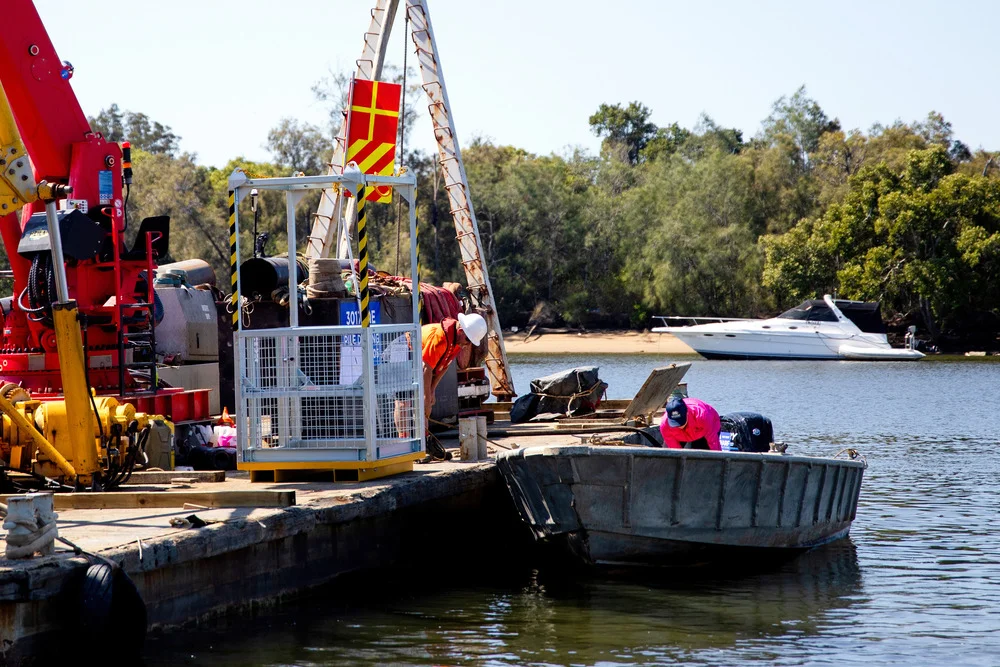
[491,388,685,417]
[124,470,226,484]
[0,490,295,510]
[622,363,691,423]
[492,399,632,411]
[554,421,634,429]
[595,400,635,410]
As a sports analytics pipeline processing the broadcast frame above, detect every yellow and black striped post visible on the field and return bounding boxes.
[229,190,238,329]
[357,184,370,328]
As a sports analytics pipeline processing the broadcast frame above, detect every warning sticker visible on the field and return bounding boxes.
[98,170,113,204]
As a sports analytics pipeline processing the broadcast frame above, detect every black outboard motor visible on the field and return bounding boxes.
[719,412,774,452]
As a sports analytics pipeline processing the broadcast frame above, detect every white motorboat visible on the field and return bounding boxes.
[653,295,924,361]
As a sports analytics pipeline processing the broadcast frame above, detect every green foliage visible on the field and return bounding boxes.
[760,86,839,159]
[745,134,820,235]
[619,149,769,317]
[641,123,692,162]
[89,104,181,156]
[462,141,602,323]
[266,119,330,175]
[761,218,836,306]
[126,149,225,280]
[764,145,1000,336]
[98,94,996,341]
[683,114,744,158]
[205,158,318,265]
[589,102,658,164]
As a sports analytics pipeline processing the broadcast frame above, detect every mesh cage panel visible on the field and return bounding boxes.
[376,329,419,441]
[237,325,421,461]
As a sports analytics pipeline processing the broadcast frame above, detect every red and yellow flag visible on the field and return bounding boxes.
[345,78,401,203]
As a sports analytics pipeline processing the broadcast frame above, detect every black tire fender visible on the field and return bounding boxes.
[76,562,147,660]
[80,562,115,633]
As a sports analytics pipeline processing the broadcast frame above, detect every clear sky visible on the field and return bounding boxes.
[30,0,1000,169]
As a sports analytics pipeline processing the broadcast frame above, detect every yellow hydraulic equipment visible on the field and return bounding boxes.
[0,79,155,489]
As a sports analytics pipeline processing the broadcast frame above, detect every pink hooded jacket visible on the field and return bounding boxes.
[658,398,721,450]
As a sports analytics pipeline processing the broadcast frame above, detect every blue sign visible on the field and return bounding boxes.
[339,299,381,329]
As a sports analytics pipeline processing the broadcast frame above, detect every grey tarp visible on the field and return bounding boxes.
[510,367,607,423]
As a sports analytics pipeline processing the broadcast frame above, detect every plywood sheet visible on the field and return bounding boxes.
[622,363,691,423]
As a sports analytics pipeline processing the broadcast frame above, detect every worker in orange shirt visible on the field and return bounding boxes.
[420,312,487,423]
[393,312,488,440]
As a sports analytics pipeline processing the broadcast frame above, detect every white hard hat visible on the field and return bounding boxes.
[457,312,487,346]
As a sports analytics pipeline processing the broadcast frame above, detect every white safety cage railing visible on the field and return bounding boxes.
[227,170,423,466]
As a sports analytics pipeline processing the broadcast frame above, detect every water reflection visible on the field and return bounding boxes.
[494,541,865,663]
[146,541,864,666]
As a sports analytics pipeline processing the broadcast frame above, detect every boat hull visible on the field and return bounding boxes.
[497,445,865,568]
[665,329,844,360]
[662,329,922,361]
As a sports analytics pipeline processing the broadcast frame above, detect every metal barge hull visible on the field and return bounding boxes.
[497,445,865,568]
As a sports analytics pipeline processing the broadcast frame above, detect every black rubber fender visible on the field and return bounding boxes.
[80,562,114,634]
[74,561,147,662]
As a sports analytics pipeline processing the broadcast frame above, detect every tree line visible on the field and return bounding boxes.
[88,82,1000,349]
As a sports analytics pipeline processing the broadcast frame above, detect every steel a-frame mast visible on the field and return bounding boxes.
[306,0,515,401]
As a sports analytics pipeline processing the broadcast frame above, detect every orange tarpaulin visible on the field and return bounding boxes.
[345,78,401,203]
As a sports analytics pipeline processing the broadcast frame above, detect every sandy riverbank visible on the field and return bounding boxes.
[502,330,697,355]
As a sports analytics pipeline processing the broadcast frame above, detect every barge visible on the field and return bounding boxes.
[497,444,866,568]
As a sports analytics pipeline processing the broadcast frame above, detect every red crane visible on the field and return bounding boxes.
[0,0,165,395]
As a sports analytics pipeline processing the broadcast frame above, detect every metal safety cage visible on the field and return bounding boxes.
[227,170,424,467]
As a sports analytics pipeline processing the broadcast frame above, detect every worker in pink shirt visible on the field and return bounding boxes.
[659,396,722,450]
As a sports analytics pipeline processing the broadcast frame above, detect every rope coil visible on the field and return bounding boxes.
[2,494,58,559]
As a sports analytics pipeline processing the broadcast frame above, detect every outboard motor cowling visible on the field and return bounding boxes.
[720,412,773,452]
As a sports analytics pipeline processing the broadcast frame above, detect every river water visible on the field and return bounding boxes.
[146,354,1000,666]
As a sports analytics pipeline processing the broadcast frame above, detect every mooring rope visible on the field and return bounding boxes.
[1,496,58,560]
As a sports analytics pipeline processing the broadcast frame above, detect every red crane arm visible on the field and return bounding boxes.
[0,0,91,183]
[0,0,138,395]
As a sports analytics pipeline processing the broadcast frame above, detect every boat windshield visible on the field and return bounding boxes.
[777,301,838,322]
[777,299,887,333]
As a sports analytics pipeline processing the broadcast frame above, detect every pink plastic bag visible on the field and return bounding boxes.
[214,425,236,448]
